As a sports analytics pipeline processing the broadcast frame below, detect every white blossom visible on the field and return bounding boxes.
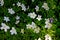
[0,0,4,6]
[45,23,52,29]
[13,3,15,6]
[15,16,20,20]
[21,4,26,11]
[28,12,37,19]
[32,0,34,2]
[17,2,26,11]
[42,3,49,10]
[34,27,40,33]
[10,27,17,35]
[35,6,39,11]
[36,15,42,21]
[4,16,10,22]
[45,34,52,40]
[20,29,24,34]
[31,22,37,29]
[8,8,15,14]
[35,39,37,40]
[15,20,20,24]
[26,22,37,29]
[38,38,41,40]
[45,18,52,29]
[17,2,21,7]
[45,18,50,24]
[26,24,32,29]
[0,23,10,32]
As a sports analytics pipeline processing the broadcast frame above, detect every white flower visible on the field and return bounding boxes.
[35,39,37,40]
[13,3,15,6]
[28,12,37,19]
[17,2,21,7]
[32,0,34,2]
[38,38,41,40]
[0,23,10,32]
[36,15,42,21]
[8,8,15,14]
[45,18,50,24]
[45,34,52,40]
[31,22,37,29]
[15,16,20,20]
[15,20,20,24]
[0,0,4,6]
[45,18,52,29]
[34,27,40,33]
[45,23,52,29]
[26,24,32,29]
[21,4,26,11]
[4,16,10,22]
[26,22,40,33]
[26,22,37,29]
[10,27,17,35]
[35,6,39,11]
[20,29,24,34]
[42,3,49,10]
[17,2,26,11]
[26,24,31,29]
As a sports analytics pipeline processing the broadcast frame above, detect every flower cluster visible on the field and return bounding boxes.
[17,2,26,11]
[45,18,52,29]
[0,23,10,32]
[26,22,40,33]
[0,23,17,35]
[0,0,57,40]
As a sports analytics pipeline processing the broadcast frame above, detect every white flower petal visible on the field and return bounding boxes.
[36,15,42,21]
[0,0,4,6]
[28,12,37,19]
[4,16,10,22]
[17,2,21,7]
[45,34,52,40]
[0,23,10,32]
[15,16,20,20]
[21,29,24,34]
[38,38,41,40]
[32,0,34,2]
[15,20,20,24]
[42,3,49,10]
[8,8,15,14]
[10,27,17,35]
[35,6,39,11]
[21,4,26,11]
